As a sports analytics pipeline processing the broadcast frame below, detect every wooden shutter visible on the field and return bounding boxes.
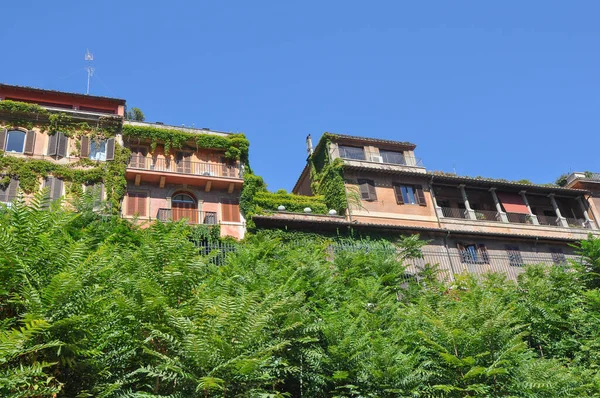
[0,129,6,151]
[56,132,67,158]
[47,133,58,156]
[52,178,63,200]
[7,179,19,201]
[393,184,404,204]
[358,179,376,201]
[43,177,62,201]
[222,199,240,222]
[127,193,147,216]
[24,130,36,155]
[105,138,115,161]
[415,186,427,206]
[367,180,377,201]
[80,136,90,158]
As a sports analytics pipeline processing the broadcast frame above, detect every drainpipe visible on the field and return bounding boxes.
[430,176,444,228]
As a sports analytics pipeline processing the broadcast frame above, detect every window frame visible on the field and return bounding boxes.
[338,145,366,161]
[393,183,427,206]
[505,245,524,267]
[379,149,405,165]
[5,130,26,153]
[89,139,107,161]
[458,243,489,264]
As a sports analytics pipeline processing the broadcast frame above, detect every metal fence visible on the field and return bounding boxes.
[192,240,582,282]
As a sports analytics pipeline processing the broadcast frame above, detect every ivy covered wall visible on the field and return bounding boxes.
[308,134,349,214]
[122,124,249,163]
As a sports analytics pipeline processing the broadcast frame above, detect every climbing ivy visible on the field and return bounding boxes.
[0,100,122,138]
[309,135,348,214]
[122,124,249,163]
[0,143,130,214]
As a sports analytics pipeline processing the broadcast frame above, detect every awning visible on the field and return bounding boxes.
[497,192,529,214]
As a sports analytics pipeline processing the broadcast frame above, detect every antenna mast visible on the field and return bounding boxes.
[85,49,95,95]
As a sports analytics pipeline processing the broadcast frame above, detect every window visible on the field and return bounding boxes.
[80,137,115,161]
[89,140,107,161]
[126,192,148,217]
[357,179,377,201]
[5,130,26,153]
[505,245,524,267]
[222,199,240,222]
[393,184,426,206]
[458,243,489,264]
[379,149,405,165]
[339,145,365,160]
[550,248,566,265]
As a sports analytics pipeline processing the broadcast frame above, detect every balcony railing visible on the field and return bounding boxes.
[441,206,467,219]
[506,212,534,224]
[533,215,559,226]
[565,217,587,229]
[128,156,241,178]
[473,210,501,222]
[157,208,218,225]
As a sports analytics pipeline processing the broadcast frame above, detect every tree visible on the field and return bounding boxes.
[126,107,145,121]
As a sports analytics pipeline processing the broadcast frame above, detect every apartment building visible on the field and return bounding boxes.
[257,133,600,280]
[0,83,125,203]
[0,84,245,239]
[122,121,245,239]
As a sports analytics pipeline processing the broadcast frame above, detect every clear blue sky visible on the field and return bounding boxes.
[2,1,599,190]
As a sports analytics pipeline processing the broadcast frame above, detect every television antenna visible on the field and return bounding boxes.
[85,49,95,95]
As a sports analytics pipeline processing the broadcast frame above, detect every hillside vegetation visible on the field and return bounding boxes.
[1,193,600,397]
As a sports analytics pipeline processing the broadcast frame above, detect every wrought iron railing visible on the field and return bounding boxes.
[536,215,559,226]
[128,156,241,178]
[440,206,467,219]
[565,217,587,229]
[505,212,534,224]
[157,208,218,225]
[473,209,501,222]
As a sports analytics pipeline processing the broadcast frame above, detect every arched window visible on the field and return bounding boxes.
[172,193,196,205]
[5,130,26,153]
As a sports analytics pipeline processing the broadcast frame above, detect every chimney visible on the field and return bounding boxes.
[306,134,313,156]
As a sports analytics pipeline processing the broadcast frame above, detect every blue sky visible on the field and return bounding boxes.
[2,1,599,190]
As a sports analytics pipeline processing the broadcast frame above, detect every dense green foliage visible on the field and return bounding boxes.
[125,107,145,122]
[0,100,122,137]
[122,124,249,162]
[2,196,600,396]
[240,173,329,226]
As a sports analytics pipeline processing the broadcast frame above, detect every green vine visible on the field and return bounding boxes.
[0,100,122,138]
[0,143,129,214]
[122,124,249,163]
[309,135,348,214]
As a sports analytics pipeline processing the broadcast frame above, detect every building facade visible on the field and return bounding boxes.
[258,133,600,280]
[121,121,245,239]
[0,84,245,239]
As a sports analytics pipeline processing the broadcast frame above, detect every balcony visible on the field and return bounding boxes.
[128,157,241,179]
[441,206,467,219]
[341,150,424,167]
[505,212,534,224]
[157,208,218,225]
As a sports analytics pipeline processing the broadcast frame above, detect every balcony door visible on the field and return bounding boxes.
[129,146,148,169]
[176,151,192,174]
[172,193,198,223]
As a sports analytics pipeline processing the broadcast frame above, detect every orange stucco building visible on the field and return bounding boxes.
[256,133,600,280]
